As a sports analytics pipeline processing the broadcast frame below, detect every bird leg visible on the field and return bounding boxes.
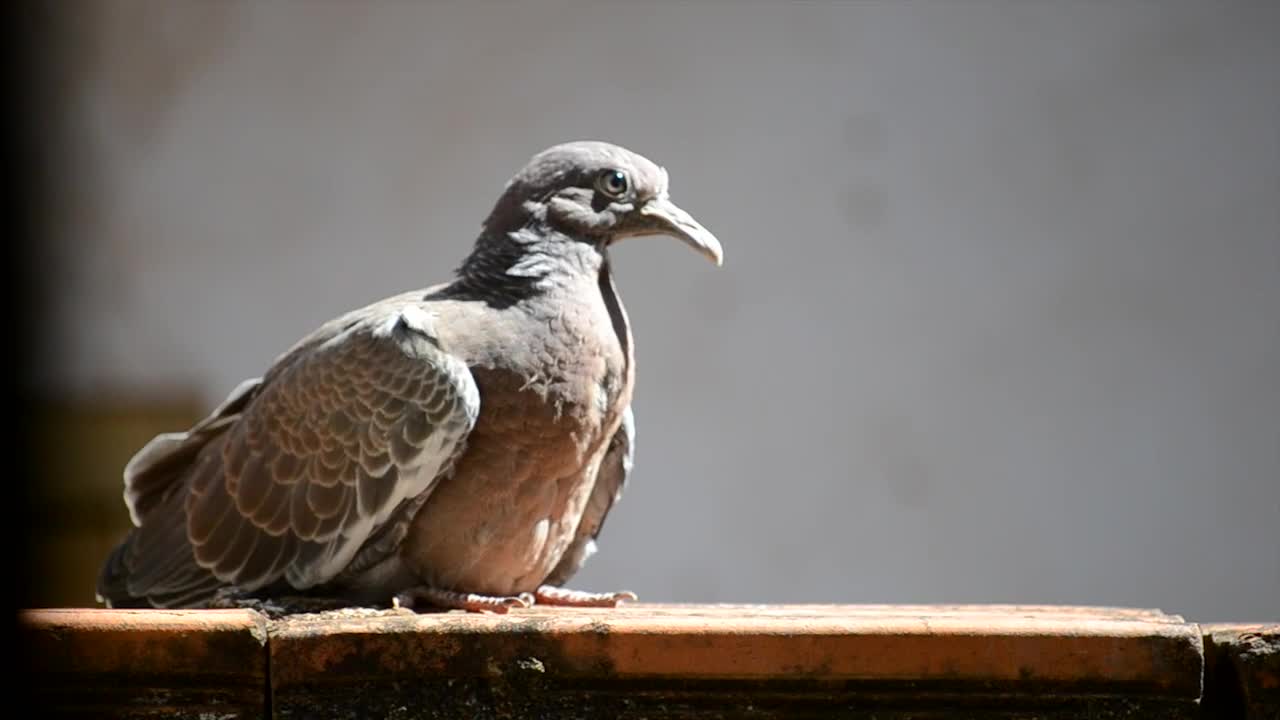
[532,584,638,608]
[393,586,532,614]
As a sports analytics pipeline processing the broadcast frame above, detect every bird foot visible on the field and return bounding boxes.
[393,586,531,614]
[389,585,638,613]
[532,584,638,608]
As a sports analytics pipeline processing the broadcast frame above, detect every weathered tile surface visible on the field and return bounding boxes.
[1202,623,1279,720]
[20,608,268,719]
[268,604,1205,719]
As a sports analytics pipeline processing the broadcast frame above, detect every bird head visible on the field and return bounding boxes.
[483,141,724,267]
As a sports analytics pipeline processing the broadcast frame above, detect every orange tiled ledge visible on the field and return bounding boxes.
[17,604,1277,719]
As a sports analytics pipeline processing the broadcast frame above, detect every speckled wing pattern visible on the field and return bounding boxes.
[110,298,480,606]
[545,405,635,586]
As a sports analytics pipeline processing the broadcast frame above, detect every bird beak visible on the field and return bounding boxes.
[636,195,724,267]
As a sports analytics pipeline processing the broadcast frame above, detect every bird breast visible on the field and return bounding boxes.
[397,287,632,595]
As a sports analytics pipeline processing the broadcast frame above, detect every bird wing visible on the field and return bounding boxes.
[108,294,480,604]
[544,405,635,586]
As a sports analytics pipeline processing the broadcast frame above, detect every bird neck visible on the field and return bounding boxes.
[445,224,609,307]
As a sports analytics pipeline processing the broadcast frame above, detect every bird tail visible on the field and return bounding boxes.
[95,380,262,608]
[95,536,151,608]
[94,486,227,609]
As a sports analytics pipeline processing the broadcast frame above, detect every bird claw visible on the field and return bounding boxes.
[388,584,636,612]
[532,585,638,608]
[393,586,532,614]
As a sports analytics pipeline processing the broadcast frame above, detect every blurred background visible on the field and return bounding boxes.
[19,0,1278,621]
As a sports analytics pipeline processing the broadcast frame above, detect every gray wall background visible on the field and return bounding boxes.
[36,1,1279,620]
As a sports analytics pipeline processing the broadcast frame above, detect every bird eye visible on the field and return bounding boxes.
[596,169,630,198]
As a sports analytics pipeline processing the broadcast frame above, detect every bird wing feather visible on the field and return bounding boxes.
[111,294,480,604]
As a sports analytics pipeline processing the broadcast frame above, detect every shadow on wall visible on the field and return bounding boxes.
[20,4,233,609]
[30,395,205,607]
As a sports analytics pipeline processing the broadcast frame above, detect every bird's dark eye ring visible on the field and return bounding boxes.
[596,169,630,198]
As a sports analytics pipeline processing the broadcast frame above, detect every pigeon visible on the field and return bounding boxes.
[95,140,723,613]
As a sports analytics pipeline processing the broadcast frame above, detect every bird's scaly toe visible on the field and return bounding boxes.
[533,585,637,607]
[393,586,532,614]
